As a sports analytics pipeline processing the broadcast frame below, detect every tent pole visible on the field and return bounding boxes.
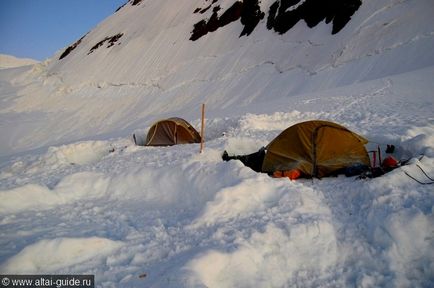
[200,103,205,153]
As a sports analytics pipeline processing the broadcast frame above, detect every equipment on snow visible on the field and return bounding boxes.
[273,169,302,180]
[382,155,399,171]
[223,120,370,179]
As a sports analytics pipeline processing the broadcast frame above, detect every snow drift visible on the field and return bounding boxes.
[0,237,122,274]
[0,54,38,69]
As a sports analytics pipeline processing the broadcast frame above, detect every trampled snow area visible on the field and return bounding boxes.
[1,0,434,287]
[1,71,433,286]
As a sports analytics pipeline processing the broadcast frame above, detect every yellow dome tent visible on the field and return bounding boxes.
[143,117,201,146]
[262,120,370,178]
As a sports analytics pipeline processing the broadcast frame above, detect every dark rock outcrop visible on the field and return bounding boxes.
[130,0,144,6]
[267,0,362,35]
[240,0,265,36]
[59,35,86,60]
[193,0,219,14]
[190,0,362,41]
[190,0,264,40]
[115,2,128,12]
[88,33,124,55]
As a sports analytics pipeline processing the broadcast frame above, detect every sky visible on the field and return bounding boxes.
[0,0,127,61]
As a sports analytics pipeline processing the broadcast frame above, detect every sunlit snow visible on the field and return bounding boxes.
[0,0,433,287]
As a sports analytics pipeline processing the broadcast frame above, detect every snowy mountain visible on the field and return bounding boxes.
[0,0,433,287]
[1,0,433,157]
[0,54,38,69]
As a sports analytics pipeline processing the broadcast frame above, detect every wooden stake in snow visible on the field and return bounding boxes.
[200,103,205,153]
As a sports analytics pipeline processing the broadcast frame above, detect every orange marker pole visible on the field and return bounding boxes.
[200,103,205,153]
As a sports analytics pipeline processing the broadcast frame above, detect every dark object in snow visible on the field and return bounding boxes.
[222,147,266,173]
[357,167,385,179]
[267,0,362,35]
[358,155,399,179]
[386,144,395,154]
[344,163,370,177]
[130,0,144,6]
[194,0,219,14]
[59,35,86,60]
[190,0,264,40]
[116,2,128,12]
[88,33,124,54]
[190,2,243,41]
[190,0,361,41]
[240,0,265,36]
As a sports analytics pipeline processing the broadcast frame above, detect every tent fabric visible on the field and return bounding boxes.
[145,117,201,146]
[262,120,370,178]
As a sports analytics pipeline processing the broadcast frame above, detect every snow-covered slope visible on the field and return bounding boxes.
[1,0,433,157]
[0,0,433,287]
[0,54,38,69]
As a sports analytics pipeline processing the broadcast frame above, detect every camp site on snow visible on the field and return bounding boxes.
[134,118,423,182]
[1,0,433,286]
[222,119,415,181]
